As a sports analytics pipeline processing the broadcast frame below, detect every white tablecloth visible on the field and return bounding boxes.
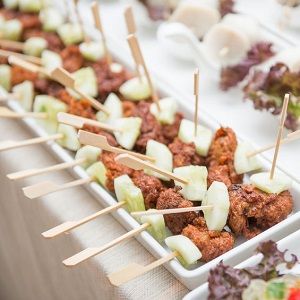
[0,117,188,300]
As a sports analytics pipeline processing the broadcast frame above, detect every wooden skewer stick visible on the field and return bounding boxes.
[124,6,136,35]
[287,129,300,139]
[0,107,48,119]
[0,49,42,65]
[42,201,126,238]
[7,158,86,181]
[0,133,63,152]
[72,0,90,43]
[270,93,290,180]
[131,205,213,217]
[247,130,300,157]
[108,251,179,286]
[23,177,92,199]
[63,223,150,267]
[50,67,109,114]
[91,1,112,65]
[127,34,160,110]
[0,39,24,51]
[57,112,122,132]
[8,55,48,76]
[115,153,188,184]
[193,68,199,136]
[78,130,155,162]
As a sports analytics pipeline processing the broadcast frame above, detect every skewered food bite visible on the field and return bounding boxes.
[207,127,243,185]
[182,216,234,262]
[228,184,293,239]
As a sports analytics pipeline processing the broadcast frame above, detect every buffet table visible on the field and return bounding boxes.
[0,117,188,300]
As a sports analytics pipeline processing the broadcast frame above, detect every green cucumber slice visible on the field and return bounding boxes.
[119,76,151,101]
[165,235,202,267]
[57,23,83,46]
[113,117,142,150]
[75,145,101,169]
[140,211,166,243]
[202,181,230,231]
[12,80,34,111]
[72,67,98,98]
[3,0,18,9]
[174,165,208,201]
[250,172,292,194]
[0,65,11,91]
[41,50,62,73]
[79,41,104,62]
[33,95,67,134]
[19,0,42,13]
[178,119,213,156]
[234,142,262,175]
[96,93,123,123]
[145,139,173,181]
[24,37,48,57]
[150,97,178,125]
[86,161,107,187]
[124,185,146,213]
[3,19,23,41]
[57,124,80,151]
[114,175,145,212]
[39,7,65,32]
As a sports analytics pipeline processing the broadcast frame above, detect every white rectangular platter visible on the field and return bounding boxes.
[2,32,300,290]
[92,0,300,184]
[184,228,300,299]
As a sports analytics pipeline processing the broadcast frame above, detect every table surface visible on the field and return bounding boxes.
[1,1,300,299]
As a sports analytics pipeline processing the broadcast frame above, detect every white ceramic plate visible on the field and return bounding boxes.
[184,228,300,299]
[3,33,300,290]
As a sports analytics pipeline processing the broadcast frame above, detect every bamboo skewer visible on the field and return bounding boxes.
[0,133,63,152]
[270,93,290,180]
[57,112,122,132]
[247,130,300,157]
[63,223,150,267]
[72,0,90,43]
[23,177,92,199]
[0,107,48,119]
[131,206,213,217]
[42,201,126,238]
[127,34,160,110]
[193,68,199,136]
[0,49,42,65]
[7,158,86,181]
[50,67,109,114]
[115,153,189,184]
[91,1,112,65]
[108,251,179,286]
[0,39,24,51]
[124,6,136,35]
[8,55,48,76]
[78,130,155,162]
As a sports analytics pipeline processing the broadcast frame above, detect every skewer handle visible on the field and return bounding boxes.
[22,177,92,199]
[78,130,155,162]
[7,158,86,180]
[63,223,149,266]
[2,49,42,65]
[0,133,63,152]
[42,201,126,238]
[108,251,178,286]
